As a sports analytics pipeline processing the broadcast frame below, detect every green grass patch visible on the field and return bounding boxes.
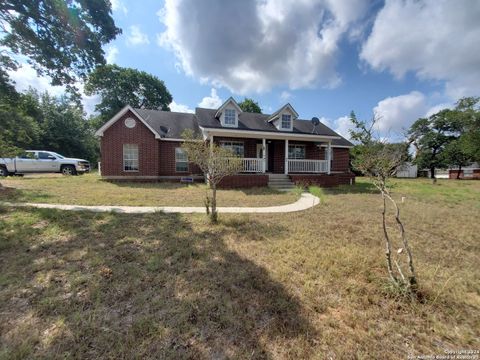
[0,178,479,358]
[0,173,298,207]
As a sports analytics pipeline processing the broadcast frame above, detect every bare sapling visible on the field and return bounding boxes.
[350,115,418,295]
[181,130,242,223]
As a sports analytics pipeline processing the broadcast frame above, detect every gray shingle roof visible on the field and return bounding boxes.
[195,107,353,146]
[133,107,353,147]
[134,109,200,139]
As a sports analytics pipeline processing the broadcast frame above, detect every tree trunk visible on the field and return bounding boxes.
[381,191,398,285]
[210,183,218,223]
[430,167,436,184]
[384,191,417,292]
[456,165,462,179]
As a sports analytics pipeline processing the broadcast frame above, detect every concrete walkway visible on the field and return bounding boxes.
[1,193,319,214]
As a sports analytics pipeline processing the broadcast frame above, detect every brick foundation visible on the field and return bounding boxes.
[218,174,269,189]
[289,173,355,187]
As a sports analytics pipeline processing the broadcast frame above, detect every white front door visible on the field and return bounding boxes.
[256,143,268,171]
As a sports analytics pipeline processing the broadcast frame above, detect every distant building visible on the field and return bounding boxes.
[396,163,418,178]
[449,162,480,179]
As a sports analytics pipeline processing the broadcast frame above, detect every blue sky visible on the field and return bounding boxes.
[9,0,480,140]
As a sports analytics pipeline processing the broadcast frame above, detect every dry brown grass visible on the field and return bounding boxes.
[0,173,298,207]
[0,178,479,359]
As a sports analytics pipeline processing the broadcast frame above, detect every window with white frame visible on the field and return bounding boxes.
[123,144,139,171]
[220,141,244,157]
[224,109,236,126]
[288,144,305,159]
[281,114,291,129]
[175,147,188,172]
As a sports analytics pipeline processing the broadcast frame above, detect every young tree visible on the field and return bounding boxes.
[238,98,262,113]
[85,65,173,123]
[350,114,418,295]
[181,130,242,223]
[0,0,121,89]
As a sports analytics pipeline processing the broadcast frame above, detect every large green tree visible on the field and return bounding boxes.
[409,97,479,180]
[238,98,262,113]
[0,0,121,89]
[408,110,459,181]
[85,65,173,123]
[33,91,98,162]
[454,97,480,163]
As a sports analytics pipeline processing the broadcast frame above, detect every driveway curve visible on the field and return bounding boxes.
[1,193,319,214]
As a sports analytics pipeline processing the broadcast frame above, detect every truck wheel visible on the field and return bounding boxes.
[61,165,77,176]
[0,166,8,177]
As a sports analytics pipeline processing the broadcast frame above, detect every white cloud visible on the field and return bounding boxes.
[8,64,65,97]
[280,91,291,101]
[373,91,428,136]
[105,46,119,64]
[157,0,369,94]
[7,64,100,115]
[332,115,354,140]
[361,0,480,99]
[126,25,150,46]
[169,100,194,113]
[425,102,453,117]
[111,0,127,14]
[198,88,223,108]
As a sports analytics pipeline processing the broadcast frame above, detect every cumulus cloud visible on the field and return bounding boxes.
[327,115,354,140]
[361,0,480,98]
[157,0,369,94]
[198,88,223,109]
[372,91,428,136]
[7,64,100,115]
[111,0,127,14]
[169,100,194,113]
[105,46,119,64]
[320,91,453,141]
[126,25,150,46]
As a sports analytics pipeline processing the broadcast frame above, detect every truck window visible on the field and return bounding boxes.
[38,152,53,159]
[19,152,35,159]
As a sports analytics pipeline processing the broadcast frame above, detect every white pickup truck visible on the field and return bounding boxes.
[0,150,90,177]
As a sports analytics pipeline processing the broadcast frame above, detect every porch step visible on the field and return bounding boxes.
[268,174,295,191]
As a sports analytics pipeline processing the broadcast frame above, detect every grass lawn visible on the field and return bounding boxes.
[0,178,479,358]
[0,173,299,207]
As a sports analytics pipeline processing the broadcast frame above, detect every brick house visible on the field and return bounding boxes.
[95,98,355,188]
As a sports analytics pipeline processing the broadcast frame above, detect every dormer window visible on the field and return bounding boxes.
[281,114,291,129]
[224,109,236,126]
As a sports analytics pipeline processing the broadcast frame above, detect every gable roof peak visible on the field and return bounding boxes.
[214,97,243,118]
[268,103,299,122]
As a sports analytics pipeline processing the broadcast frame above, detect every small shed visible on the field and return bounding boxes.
[396,163,418,178]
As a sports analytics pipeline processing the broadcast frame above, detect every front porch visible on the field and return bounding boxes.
[214,137,333,175]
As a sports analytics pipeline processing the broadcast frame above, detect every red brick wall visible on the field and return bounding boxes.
[218,175,269,188]
[331,148,350,172]
[214,136,259,158]
[158,141,202,176]
[290,173,355,187]
[100,110,159,177]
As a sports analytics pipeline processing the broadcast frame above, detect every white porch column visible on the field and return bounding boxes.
[284,139,289,174]
[262,138,266,173]
[327,142,331,174]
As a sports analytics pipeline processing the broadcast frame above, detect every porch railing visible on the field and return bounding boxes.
[221,157,264,173]
[288,159,328,173]
[241,158,264,173]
